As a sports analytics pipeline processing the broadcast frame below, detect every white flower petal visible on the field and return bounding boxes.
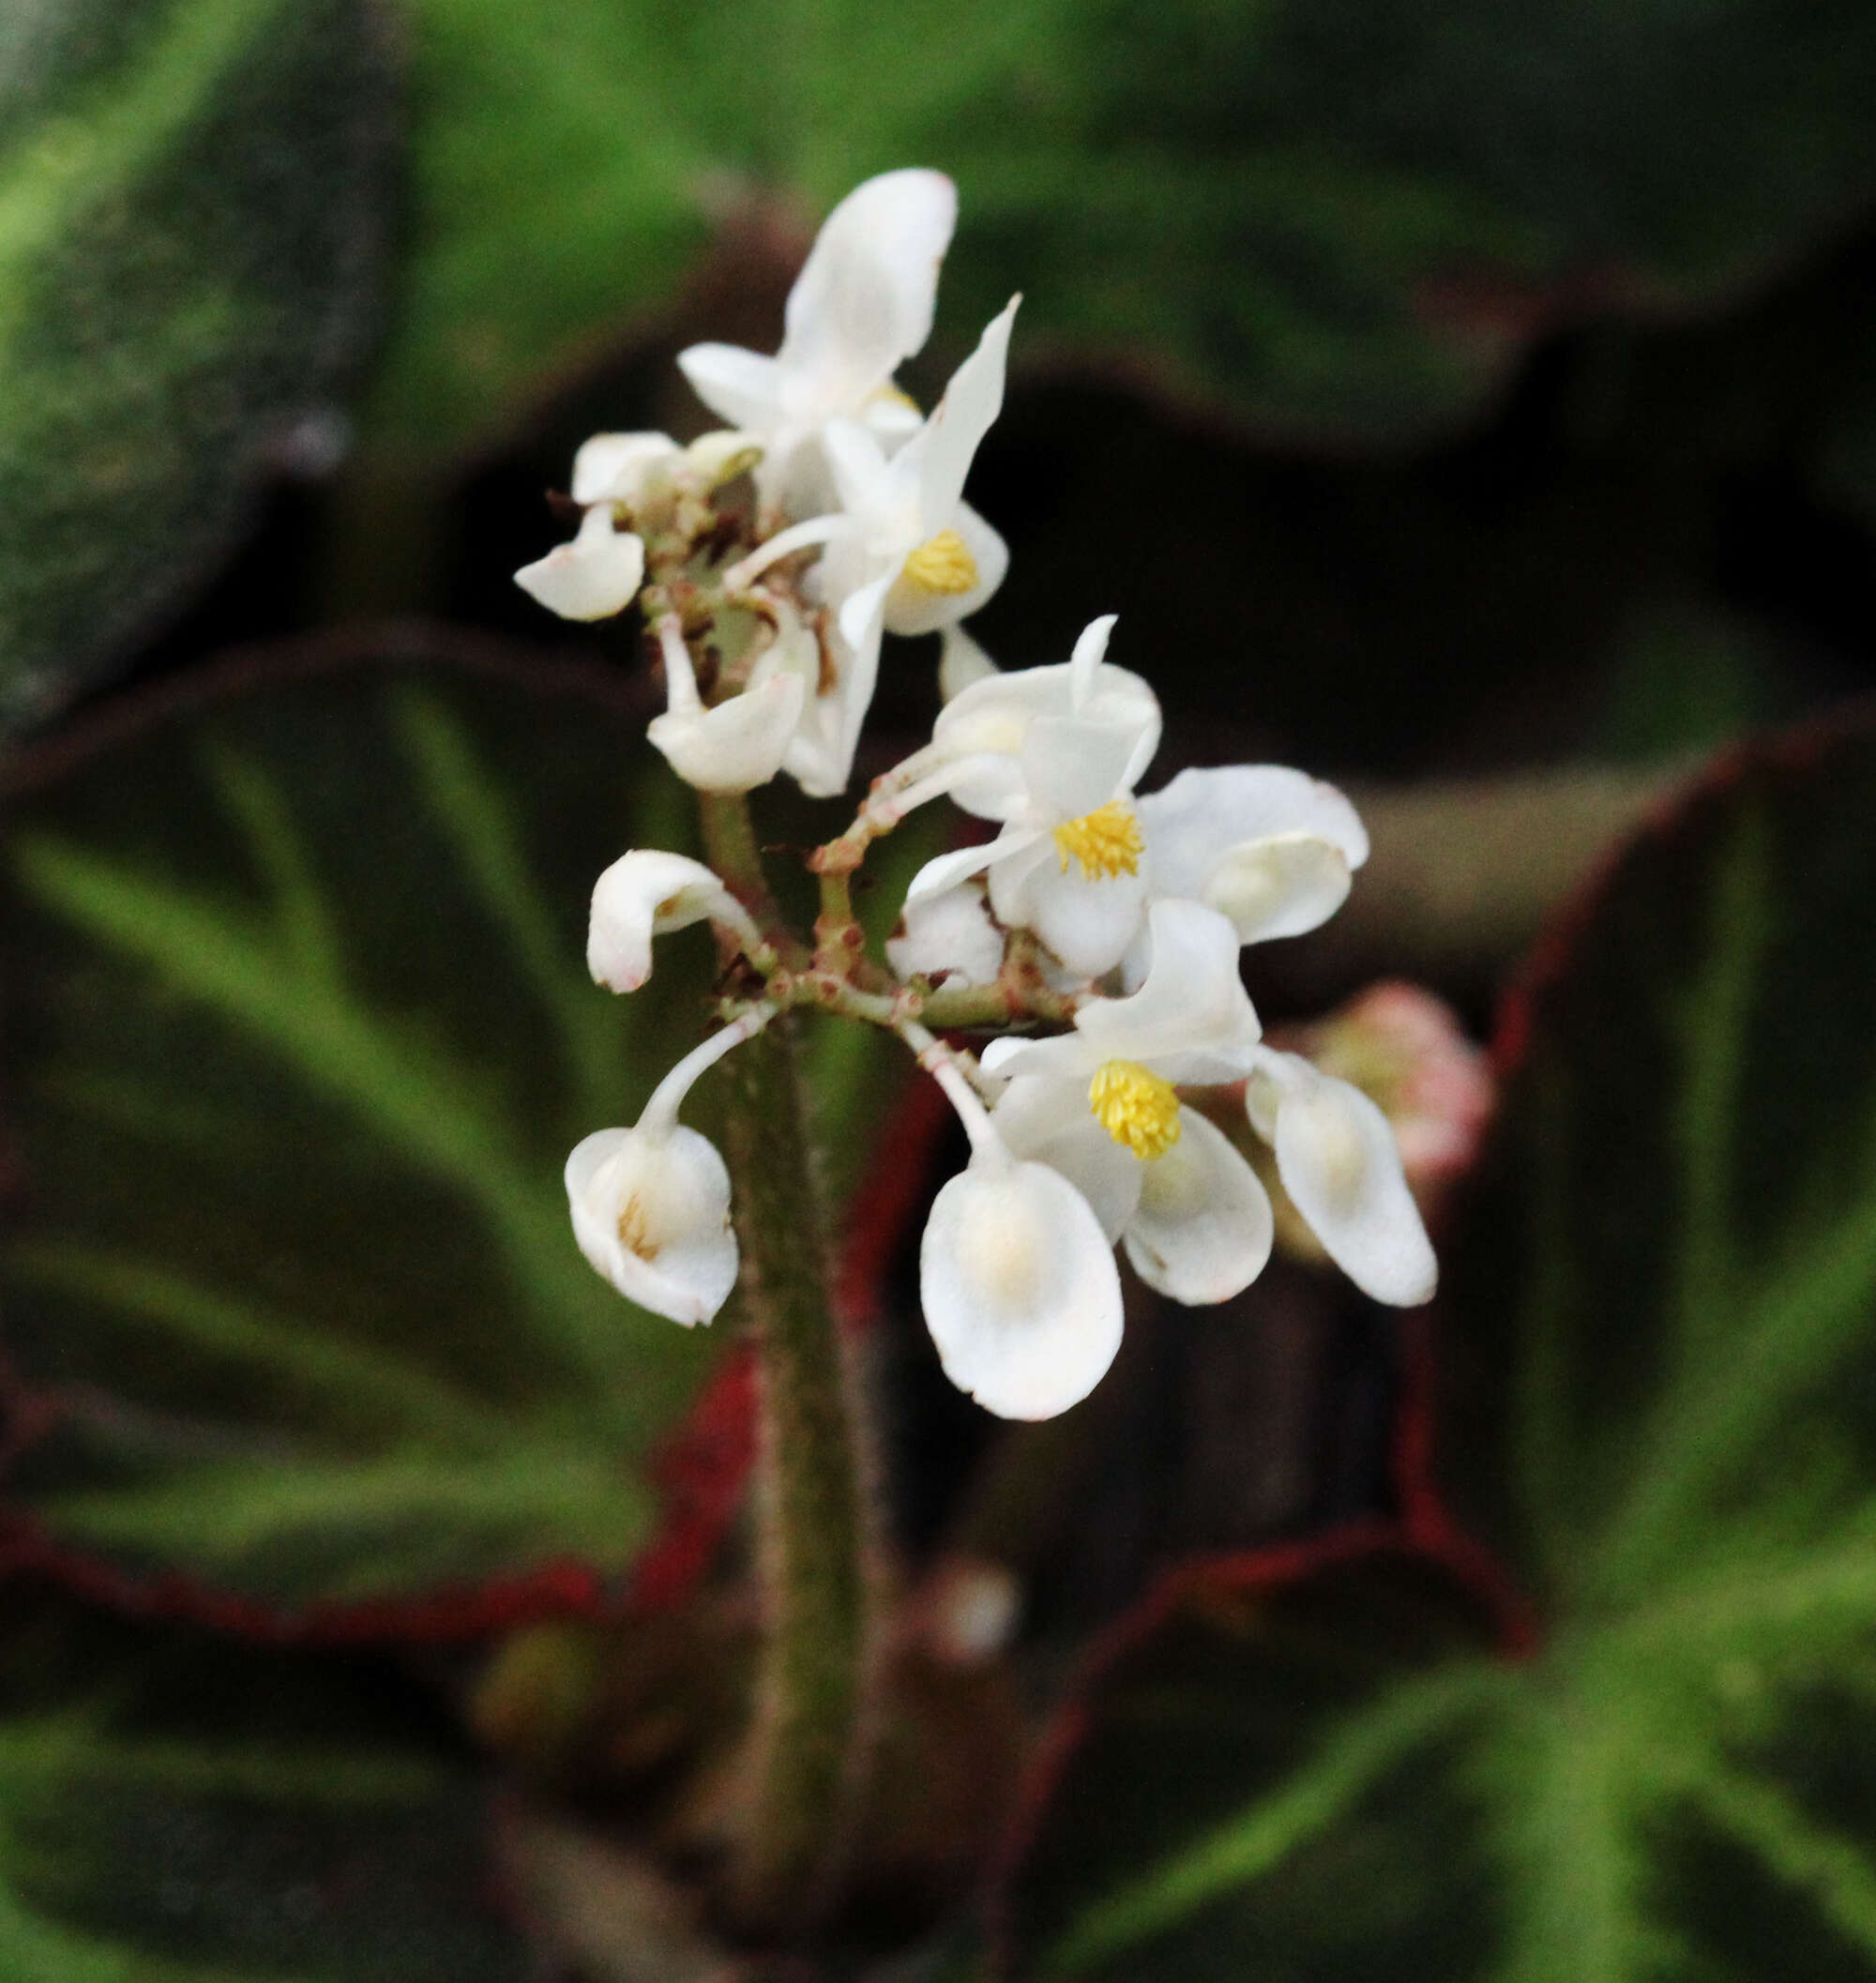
[994,845,1150,981]
[1201,832,1354,944]
[919,1157,1123,1419]
[587,850,740,992]
[939,624,1000,702]
[823,416,896,521]
[567,1124,738,1326]
[1020,715,1142,822]
[929,640,1158,818]
[647,672,807,793]
[906,832,1027,905]
[779,169,957,413]
[676,342,788,431]
[1267,1062,1437,1307]
[887,884,1006,989]
[570,431,680,507]
[991,1075,1143,1243]
[1076,899,1260,1081]
[513,507,645,622]
[1122,1108,1273,1304]
[903,297,1018,531]
[1141,763,1369,901]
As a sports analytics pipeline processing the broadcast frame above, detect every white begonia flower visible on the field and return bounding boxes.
[1137,764,1369,946]
[899,616,1160,978]
[913,1034,1123,1420]
[977,900,1274,1305]
[587,848,766,994]
[886,883,1005,990]
[566,1009,772,1326]
[723,298,1018,797]
[1244,1049,1437,1308]
[678,168,957,513]
[644,614,806,795]
[513,504,645,622]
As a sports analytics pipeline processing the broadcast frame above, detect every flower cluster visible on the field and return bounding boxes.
[522,170,1439,1421]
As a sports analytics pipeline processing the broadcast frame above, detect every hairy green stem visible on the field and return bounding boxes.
[702,794,877,1934]
[722,1018,877,1930]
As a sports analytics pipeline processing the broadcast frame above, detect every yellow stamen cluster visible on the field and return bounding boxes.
[1089,1059,1183,1160]
[901,529,979,596]
[1051,800,1143,879]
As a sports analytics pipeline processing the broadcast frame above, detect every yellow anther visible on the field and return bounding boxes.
[1089,1060,1183,1160]
[869,383,921,415]
[901,529,979,596]
[1051,800,1144,879]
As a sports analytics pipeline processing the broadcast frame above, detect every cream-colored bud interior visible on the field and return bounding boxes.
[959,1196,1046,1314]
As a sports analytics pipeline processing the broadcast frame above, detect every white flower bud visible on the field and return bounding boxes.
[587,850,761,993]
[565,1009,773,1326]
[566,1124,737,1326]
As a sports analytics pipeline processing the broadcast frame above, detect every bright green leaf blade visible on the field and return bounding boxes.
[0,642,741,1613]
[1006,713,1876,1979]
[0,0,396,724]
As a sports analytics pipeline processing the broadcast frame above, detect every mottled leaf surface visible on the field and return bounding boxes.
[0,1595,527,1979]
[0,638,770,1617]
[1002,714,1876,1980]
[0,0,396,722]
[376,0,1876,458]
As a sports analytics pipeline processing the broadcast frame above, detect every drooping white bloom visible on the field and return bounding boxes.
[587,848,765,993]
[914,1037,1123,1419]
[644,614,806,795]
[900,616,1159,978]
[979,901,1273,1305]
[678,169,958,513]
[566,1010,771,1325]
[725,298,1019,796]
[514,504,646,622]
[1244,1049,1437,1307]
[1137,764,1369,947]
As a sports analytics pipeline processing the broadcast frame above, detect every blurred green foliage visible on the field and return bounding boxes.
[0,0,395,722]
[1006,715,1876,1980]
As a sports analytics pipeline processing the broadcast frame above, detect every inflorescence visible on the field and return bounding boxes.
[519,169,1437,1422]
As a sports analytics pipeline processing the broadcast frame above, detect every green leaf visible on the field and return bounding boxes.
[0,0,396,723]
[371,0,1876,459]
[0,1599,528,1979]
[1002,712,1876,1979]
[0,640,763,1614]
